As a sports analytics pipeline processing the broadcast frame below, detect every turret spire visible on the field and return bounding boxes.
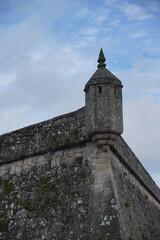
[85,48,123,146]
[97,48,106,68]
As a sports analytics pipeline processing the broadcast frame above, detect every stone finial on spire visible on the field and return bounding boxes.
[97,48,106,68]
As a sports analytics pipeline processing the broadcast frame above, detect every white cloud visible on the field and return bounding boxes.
[116,57,160,186]
[0,1,95,134]
[131,31,146,39]
[80,27,100,37]
[76,7,94,18]
[148,1,160,13]
[95,15,106,24]
[76,7,108,26]
[0,50,88,134]
[0,73,16,90]
[109,19,121,28]
[103,0,118,6]
[120,2,152,21]
[117,57,160,101]
[123,96,160,175]
[0,0,104,132]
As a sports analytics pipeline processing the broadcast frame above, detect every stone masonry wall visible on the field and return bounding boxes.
[0,142,122,240]
[0,107,86,164]
[0,105,159,206]
[113,137,160,202]
[110,149,160,240]
[0,107,160,239]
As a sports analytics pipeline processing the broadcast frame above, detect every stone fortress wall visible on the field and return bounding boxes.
[0,107,160,240]
[0,106,159,202]
[0,107,86,164]
[0,49,160,239]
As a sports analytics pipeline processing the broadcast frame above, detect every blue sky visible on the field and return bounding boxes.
[0,0,160,186]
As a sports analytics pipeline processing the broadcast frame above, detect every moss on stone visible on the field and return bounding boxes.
[124,202,129,208]
[22,199,34,211]
[34,176,60,212]
[63,138,71,146]
[0,177,2,185]
[142,233,147,240]
[0,193,3,202]
[40,176,50,185]
[0,220,9,232]
[3,180,14,194]
[149,227,154,236]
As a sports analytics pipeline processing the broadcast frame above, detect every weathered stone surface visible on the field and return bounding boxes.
[0,107,86,164]
[110,149,160,239]
[113,137,160,202]
[0,143,122,240]
[84,58,123,141]
[1,138,159,239]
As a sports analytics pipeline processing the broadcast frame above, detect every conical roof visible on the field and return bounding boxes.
[84,49,122,90]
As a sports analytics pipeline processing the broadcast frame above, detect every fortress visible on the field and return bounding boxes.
[0,49,160,239]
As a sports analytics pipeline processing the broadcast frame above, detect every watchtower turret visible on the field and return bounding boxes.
[84,49,123,146]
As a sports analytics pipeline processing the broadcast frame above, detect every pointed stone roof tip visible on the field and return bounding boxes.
[97,48,106,68]
[84,48,123,91]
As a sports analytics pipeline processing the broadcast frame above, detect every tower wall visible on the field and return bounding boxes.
[85,83,123,139]
[84,49,123,146]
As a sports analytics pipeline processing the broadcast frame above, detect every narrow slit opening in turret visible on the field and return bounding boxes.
[98,86,102,94]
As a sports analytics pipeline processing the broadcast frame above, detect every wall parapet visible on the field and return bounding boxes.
[0,107,86,165]
[0,106,160,204]
[112,137,160,203]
